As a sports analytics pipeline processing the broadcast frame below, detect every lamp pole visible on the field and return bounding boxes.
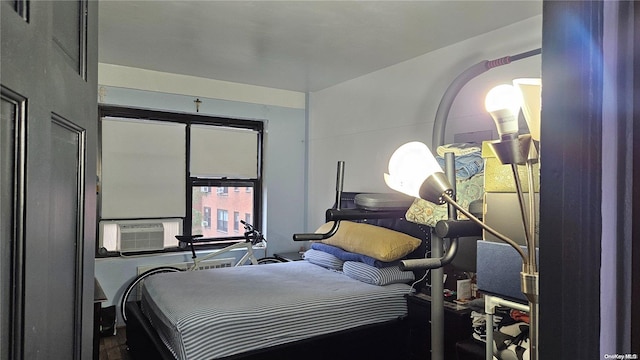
[386,69,542,360]
[441,135,539,360]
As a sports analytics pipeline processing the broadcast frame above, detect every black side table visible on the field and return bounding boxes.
[274,251,304,262]
[93,278,107,360]
[405,292,473,360]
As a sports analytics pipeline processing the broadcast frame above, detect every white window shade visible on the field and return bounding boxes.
[101,118,186,219]
[190,125,258,178]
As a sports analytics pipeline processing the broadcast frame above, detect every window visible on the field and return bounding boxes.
[217,209,228,233]
[191,184,255,239]
[97,106,263,256]
[233,211,239,232]
[202,207,211,228]
[100,117,185,219]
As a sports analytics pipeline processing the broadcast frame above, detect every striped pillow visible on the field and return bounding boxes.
[342,261,414,286]
[303,249,344,270]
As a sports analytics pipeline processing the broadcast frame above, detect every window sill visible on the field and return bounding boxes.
[96,240,264,259]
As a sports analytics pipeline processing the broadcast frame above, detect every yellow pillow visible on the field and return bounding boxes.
[316,221,422,262]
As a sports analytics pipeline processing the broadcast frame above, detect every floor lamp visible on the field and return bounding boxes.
[385,80,541,360]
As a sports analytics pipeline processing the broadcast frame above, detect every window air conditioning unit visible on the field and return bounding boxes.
[201,220,209,227]
[118,223,165,253]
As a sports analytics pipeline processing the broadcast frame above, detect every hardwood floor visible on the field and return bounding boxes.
[99,327,131,360]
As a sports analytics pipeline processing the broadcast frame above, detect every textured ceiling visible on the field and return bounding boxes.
[99,1,542,92]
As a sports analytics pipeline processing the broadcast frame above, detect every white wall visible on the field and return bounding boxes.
[306,15,542,231]
[95,67,307,322]
[95,14,543,322]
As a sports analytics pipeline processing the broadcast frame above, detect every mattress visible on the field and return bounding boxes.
[141,261,412,360]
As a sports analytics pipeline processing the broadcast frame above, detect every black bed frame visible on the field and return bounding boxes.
[126,301,411,360]
[125,192,432,360]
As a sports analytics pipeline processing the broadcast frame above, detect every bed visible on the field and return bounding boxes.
[140,261,412,359]
[125,192,432,360]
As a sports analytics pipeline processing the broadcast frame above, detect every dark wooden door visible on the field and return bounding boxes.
[1,1,98,359]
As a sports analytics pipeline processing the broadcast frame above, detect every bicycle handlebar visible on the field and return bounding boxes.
[175,220,265,255]
[240,219,253,231]
[240,220,265,245]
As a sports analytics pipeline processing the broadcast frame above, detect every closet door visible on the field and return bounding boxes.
[0,1,98,359]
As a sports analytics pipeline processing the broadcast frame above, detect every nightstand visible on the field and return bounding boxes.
[274,251,304,262]
[93,278,107,360]
[405,292,473,360]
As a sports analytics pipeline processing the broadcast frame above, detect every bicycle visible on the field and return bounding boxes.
[119,220,283,323]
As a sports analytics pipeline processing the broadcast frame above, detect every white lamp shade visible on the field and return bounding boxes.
[513,78,541,141]
[384,141,444,198]
[485,84,521,137]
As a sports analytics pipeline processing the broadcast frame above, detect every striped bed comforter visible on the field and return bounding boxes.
[141,260,412,360]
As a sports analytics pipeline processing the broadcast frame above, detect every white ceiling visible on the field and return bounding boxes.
[98,1,542,93]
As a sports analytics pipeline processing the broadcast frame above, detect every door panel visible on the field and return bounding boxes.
[0,95,14,360]
[1,1,97,359]
[52,0,87,77]
[47,116,85,360]
[0,88,26,360]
